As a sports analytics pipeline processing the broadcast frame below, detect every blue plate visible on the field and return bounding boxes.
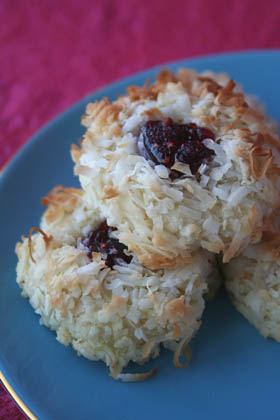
[1,50,280,420]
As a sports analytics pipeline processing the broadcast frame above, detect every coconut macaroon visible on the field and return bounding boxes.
[16,186,218,380]
[223,228,280,341]
[72,69,280,269]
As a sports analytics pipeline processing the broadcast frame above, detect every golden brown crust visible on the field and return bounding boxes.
[125,69,177,102]
[141,107,163,119]
[122,70,176,102]
[103,294,127,314]
[176,68,197,89]
[263,206,280,232]
[112,124,122,137]
[42,186,83,223]
[102,186,119,199]
[217,80,248,108]
[235,134,275,181]
[84,98,123,129]
[70,144,82,164]
[136,249,193,270]
[152,230,169,247]
[172,322,181,340]
[173,340,192,368]
[262,231,280,247]
[165,296,193,321]
[195,76,221,97]
[248,145,273,180]
[156,69,177,84]
[256,217,280,258]
[28,227,52,264]
[247,205,263,245]
[126,79,154,101]
[142,341,155,359]
[85,98,110,119]
[82,68,278,160]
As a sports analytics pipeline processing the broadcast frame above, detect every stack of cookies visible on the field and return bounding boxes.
[16,69,280,380]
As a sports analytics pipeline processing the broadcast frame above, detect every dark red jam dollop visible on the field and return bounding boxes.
[81,221,132,268]
[137,118,215,178]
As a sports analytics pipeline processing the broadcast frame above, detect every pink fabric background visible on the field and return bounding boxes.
[1,0,280,418]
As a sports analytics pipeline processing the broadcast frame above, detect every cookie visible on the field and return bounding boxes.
[16,186,218,380]
[223,224,280,341]
[72,69,280,269]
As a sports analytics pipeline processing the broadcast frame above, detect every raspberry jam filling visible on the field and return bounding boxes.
[137,118,215,178]
[81,221,132,268]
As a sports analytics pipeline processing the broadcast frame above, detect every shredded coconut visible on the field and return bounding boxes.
[72,69,280,267]
[16,187,219,378]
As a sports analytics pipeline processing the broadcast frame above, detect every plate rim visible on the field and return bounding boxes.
[0,372,37,420]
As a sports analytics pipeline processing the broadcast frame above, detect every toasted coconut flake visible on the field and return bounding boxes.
[41,185,81,207]
[173,339,192,369]
[103,294,127,315]
[172,322,181,340]
[42,185,83,223]
[156,69,177,84]
[28,227,52,263]
[152,230,169,247]
[17,186,217,380]
[137,251,193,270]
[142,341,155,359]
[126,79,151,101]
[165,296,193,321]
[102,186,119,199]
[74,68,280,264]
[249,145,273,179]
[171,162,193,177]
[197,76,221,96]
[114,368,157,382]
[142,107,163,119]
[86,98,109,117]
[217,79,247,107]
[70,143,82,163]
[177,68,197,90]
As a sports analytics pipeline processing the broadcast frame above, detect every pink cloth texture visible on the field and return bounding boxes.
[1,0,280,418]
